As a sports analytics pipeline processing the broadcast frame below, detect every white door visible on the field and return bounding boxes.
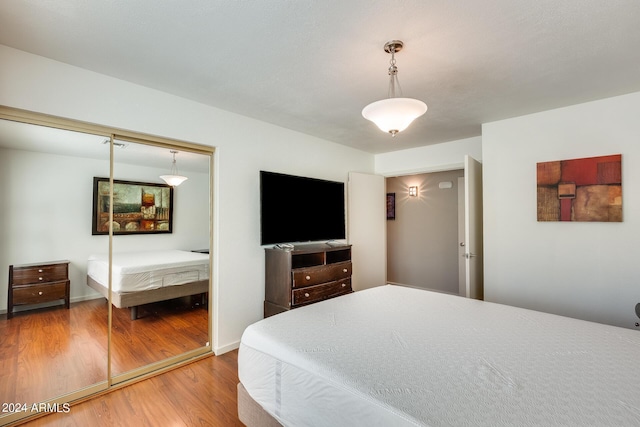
[464,155,484,300]
[347,172,386,291]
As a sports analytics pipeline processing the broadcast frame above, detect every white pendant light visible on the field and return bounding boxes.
[160,150,188,186]
[362,40,427,137]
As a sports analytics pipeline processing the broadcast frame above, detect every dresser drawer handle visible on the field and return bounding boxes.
[342,283,346,287]
[304,293,310,298]
[38,269,43,273]
[38,291,43,295]
[343,268,348,273]
[305,275,311,281]
[38,277,43,281]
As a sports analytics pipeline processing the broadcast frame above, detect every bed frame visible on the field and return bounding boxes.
[237,382,282,427]
[87,276,208,319]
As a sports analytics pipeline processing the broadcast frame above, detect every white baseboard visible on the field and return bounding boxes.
[215,340,240,355]
[387,281,460,296]
[70,294,104,304]
[2,294,106,315]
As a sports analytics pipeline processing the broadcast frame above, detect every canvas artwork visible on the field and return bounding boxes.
[537,154,622,222]
[386,193,396,220]
[92,177,173,234]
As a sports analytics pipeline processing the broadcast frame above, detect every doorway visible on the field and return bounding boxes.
[386,169,464,295]
[348,158,483,299]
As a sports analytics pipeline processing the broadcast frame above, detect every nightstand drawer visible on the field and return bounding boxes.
[12,281,68,306]
[292,278,352,306]
[12,263,68,285]
[292,261,352,288]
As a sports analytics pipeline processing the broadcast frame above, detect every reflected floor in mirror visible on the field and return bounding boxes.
[1,297,208,409]
[20,350,242,427]
[110,295,209,375]
[1,300,108,407]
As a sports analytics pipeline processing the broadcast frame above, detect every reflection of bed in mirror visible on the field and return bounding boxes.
[87,250,209,319]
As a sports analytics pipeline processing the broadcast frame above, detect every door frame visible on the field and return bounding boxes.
[378,158,483,298]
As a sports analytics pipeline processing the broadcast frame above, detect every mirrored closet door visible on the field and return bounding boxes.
[0,107,214,425]
[0,117,110,424]
[109,138,212,381]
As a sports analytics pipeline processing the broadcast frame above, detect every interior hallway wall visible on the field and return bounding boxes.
[386,169,464,294]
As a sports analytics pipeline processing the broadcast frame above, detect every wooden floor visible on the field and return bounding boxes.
[1,297,232,426]
[19,350,243,426]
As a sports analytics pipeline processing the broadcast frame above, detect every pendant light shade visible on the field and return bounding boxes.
[362,97,427,135]
[160,174,188,186]
[160,150,188,186]
[362,40,427,137]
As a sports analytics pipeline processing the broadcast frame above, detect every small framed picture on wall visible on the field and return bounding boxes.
[386,193,395,220]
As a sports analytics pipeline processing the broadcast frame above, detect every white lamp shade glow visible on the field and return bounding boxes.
[362,97,427,135]
[160,175,188,186]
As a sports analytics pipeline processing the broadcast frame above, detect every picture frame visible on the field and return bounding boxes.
[536,154,622,222]
[386,193,396,220]
[92,177,173,235]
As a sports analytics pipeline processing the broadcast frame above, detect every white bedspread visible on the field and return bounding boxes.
[87,249,209,293]
[239,285,640,427]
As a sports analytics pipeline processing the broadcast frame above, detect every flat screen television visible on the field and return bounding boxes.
[260,171,346,245]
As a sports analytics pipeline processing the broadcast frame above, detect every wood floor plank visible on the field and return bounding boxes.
[19,351,244,427]
[1,297,219,425]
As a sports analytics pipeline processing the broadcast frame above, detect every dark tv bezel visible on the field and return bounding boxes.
[260,171,346,246]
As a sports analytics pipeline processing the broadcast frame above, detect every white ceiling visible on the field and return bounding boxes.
[1,0,640,154]
[0,119,211,173]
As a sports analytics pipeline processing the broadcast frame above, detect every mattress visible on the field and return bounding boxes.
[239,285,640,427]
[87,250,209,293]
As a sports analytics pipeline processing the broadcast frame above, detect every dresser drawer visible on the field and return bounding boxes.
[292,261,351,288]
[12,263,68,285]
[292,278,352,306]
[12,281,68,306]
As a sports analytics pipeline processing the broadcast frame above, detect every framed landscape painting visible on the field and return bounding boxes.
[92,177,173,235]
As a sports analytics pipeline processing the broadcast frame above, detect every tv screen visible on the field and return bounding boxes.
[260,171,346,245]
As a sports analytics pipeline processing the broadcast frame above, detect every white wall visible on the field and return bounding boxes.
[0,45,374,353]
[375,136,482,176]
[482,91,640,329]
[0,147,210,311]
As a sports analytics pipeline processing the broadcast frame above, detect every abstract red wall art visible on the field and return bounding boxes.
[537,154,622,222]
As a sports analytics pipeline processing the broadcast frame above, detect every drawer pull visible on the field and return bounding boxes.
[305,275,311,280]
[38,291,43,295]
[304,293,310,298]
[343,268,348,273]
[342,283,346,287]
[38,269,43,273]
[38,277,43,281]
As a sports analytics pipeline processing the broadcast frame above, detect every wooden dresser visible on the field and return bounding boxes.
[7,260,70,319]
[264,243,352,317]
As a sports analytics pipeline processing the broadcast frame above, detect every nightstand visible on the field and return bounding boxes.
[7,260,70,319]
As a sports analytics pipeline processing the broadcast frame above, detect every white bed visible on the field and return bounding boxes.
[87,249,209,319]
[238,285,640,427]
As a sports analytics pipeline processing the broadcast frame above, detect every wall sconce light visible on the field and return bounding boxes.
[409,186,418,197]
